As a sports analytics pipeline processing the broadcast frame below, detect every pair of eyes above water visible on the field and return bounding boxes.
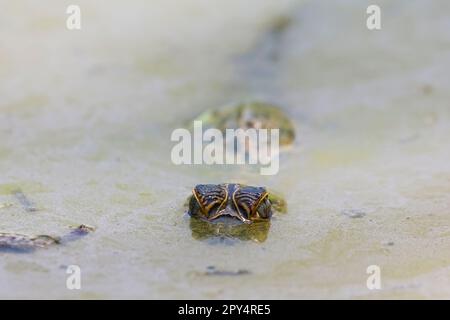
[200,195,271,219]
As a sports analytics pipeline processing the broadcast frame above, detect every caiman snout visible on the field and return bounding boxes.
[208,206,251,224]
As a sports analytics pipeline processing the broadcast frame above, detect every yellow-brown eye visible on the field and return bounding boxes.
[233,186,272,221]
[255,197,272,219]
[188,184,227,219]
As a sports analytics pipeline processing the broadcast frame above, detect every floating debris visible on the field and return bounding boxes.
[0,224,95,253]
[69,224,96,234]
[12,189,38,212]
[204,266,251,276]
[0,233,59,253]
[341,209,366,218]
[61,224,96,243]
[0,203,13,210]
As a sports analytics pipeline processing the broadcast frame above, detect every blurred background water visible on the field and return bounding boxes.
[1,0,450,299]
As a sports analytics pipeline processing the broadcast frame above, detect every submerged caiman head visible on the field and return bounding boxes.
[187,183,272,224]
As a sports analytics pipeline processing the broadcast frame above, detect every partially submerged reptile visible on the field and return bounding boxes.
[187,183,286,223]
[0,224,95,253]
[189,218,271,243]
[192,101,296,148]
[186,183,286,243]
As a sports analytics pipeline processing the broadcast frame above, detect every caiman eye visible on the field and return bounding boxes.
[188,184,227,219]
[255,197,272,219]
[233,186,271,221]
[188,195,203,218]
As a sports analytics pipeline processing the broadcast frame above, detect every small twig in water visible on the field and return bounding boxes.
[12,189,38,212]
[0,203,14,210]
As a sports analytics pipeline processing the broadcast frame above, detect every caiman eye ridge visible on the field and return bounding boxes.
[187,183,286,224]
[192,184,228,217]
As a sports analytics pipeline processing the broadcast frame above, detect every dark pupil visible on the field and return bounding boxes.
[235,190,264,218]
[205,202,221,216]
[201,193,225,217]
[256,199,270,218]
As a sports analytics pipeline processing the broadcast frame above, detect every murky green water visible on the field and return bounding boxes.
[1,0,450,299]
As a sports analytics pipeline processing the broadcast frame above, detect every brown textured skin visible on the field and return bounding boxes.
[188,183,272,224]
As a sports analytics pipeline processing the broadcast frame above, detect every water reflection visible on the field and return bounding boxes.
[189,217,270,243]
